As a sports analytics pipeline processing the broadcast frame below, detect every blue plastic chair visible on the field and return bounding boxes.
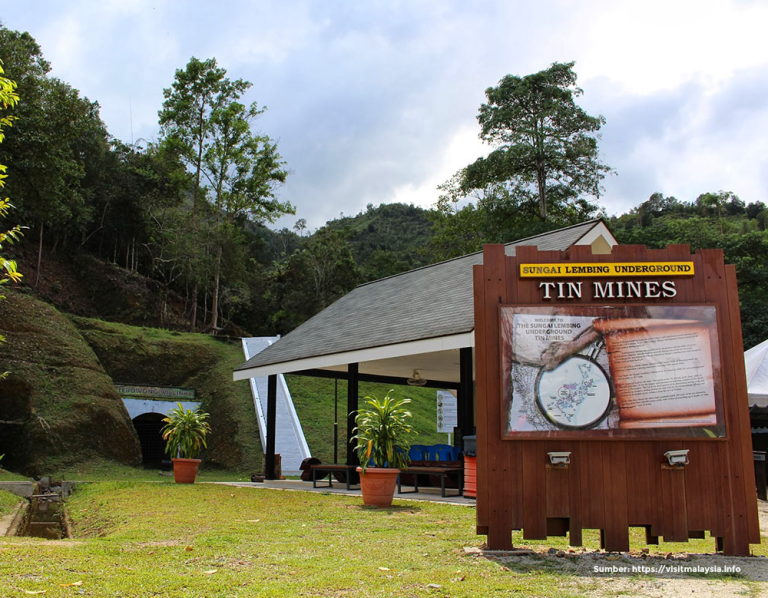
[408,444,428,460]
[423,445,440,460]
[434,444,454,461]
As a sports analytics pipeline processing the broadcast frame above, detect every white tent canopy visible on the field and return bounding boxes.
[744,338,768,408]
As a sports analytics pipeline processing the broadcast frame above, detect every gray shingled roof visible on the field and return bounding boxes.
[235,220,605,374]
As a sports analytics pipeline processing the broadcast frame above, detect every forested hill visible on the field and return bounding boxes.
[323,203,434,281]
[609,192,768,349]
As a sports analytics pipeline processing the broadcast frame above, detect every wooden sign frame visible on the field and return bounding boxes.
[472,243,759,555]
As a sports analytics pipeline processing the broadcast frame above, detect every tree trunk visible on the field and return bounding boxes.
[190,282,198,331]
[210,245,222,333]
[35,222,43,287]
[537,167,547,220]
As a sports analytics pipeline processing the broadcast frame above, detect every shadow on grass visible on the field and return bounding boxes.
[353,505,424,515]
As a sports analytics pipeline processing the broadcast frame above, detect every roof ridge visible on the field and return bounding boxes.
[356,219,602,289]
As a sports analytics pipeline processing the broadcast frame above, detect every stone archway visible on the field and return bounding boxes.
[117,386,200,467]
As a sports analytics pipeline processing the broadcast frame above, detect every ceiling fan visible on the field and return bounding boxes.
[407,369,427,387]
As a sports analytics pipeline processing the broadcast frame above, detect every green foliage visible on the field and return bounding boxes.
[353,390,416,472]
[0,59,22,378]
[0,59,21,292]
[287,376,451,465]
[445,61,610,224]
[0,291,142,474]
[259,227,359,334]
[428,62,607,259]
[0,26,109,244]
[161,403,211,459]
[158,56,293,332]
[610,191,768,348]
[325,203,434,281]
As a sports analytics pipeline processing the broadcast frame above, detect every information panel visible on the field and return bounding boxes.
[436,390,458,433]
[500,304,724,438]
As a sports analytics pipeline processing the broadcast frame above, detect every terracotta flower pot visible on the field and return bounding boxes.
[172,458,201,484]
[356,466,400,507]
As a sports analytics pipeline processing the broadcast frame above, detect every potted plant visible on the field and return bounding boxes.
[161,403,211,484]
[353,390,415,507]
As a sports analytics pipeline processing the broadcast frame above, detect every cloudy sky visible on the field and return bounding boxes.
[2,0,767,230]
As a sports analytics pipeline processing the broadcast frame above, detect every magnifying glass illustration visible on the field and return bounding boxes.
[534,340,613,430]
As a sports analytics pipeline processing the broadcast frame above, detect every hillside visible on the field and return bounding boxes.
[0,290,262,475]
[0,290,142,475]
[71,318,262,472]
[324,203,435,280]
[12,247,192,331]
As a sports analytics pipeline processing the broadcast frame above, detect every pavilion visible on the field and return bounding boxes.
[233,219,617,478]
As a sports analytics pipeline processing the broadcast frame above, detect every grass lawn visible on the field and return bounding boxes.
[0,489,21,517]
[0,469,28,482]
[0,461,255,483]
[0,483,765,597]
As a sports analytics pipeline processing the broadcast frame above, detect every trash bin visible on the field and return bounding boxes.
[463,434,476,456]
[755,451,767,501]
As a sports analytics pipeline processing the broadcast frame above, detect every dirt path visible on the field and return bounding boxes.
[472,499,768,597]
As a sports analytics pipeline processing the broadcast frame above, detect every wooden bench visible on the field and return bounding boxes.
[398,466,464,497]
[310,464,358,490]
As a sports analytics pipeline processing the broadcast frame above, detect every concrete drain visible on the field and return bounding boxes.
[5,477,73,539]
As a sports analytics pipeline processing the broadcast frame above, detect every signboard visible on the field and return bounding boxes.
[115,384,196,401]
[436,390,458,433]
[472,243,760,556]
[501,304,724,438]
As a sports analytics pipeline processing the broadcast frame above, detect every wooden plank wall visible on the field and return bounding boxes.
[472,244,760,555]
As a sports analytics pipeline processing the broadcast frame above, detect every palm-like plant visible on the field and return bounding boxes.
[161,403,211,459]
[353,391,416,473]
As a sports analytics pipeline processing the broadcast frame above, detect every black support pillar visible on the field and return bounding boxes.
[458,347,475,437]
[265,374,277,480]
[346,362,359,467]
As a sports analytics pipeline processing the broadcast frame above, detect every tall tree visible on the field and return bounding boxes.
[203,99,291,331]
[158,57,250,330]
[448,61,611,221]
[0,27,109,284]
[0,60,23,376]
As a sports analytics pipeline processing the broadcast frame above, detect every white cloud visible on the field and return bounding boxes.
[578,0,768,94]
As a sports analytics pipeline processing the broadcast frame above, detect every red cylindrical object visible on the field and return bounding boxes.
[464,456,477,498]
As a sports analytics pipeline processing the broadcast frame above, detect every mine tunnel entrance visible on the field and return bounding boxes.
[118,384,198,468]
[132,413,167,466]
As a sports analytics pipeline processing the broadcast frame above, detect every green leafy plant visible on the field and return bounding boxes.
[353,390,415,473]
[161,403,211,459]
